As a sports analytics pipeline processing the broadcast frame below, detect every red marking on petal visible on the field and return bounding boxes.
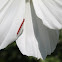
[17,19,25,35]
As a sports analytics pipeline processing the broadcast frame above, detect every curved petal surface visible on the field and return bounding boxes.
[0,0,9,11]
[0,0,25,49]
[32,0,62,29]
[31,3,59,59]
[16,2,59,59]
[16,2,43,59]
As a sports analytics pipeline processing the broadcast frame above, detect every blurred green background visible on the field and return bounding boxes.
[0,30,62,62]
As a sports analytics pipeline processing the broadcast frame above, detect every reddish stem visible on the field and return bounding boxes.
[17,19,25,35]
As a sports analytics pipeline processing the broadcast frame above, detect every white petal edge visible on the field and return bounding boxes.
[32,0,62,29]
[16,2,59,60]
[0,0,25,49]
[16,2,43,59]
[31,2,59,59]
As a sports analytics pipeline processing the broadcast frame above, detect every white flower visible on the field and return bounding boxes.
[0,0,62,59]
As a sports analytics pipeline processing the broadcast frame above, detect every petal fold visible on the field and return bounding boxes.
[16,2,59,59]
[0,0,9,11]
[16,2,43,59]
[32,0,62,29]
[31,3,59,59]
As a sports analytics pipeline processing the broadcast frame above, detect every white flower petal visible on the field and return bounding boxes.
[31,3,59,59]
[16,2,59,60]
[32,0,62,29]
[0,0,9,11]
[0,0,14,24]
[16,2,43,59]
[0,0,25,49]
